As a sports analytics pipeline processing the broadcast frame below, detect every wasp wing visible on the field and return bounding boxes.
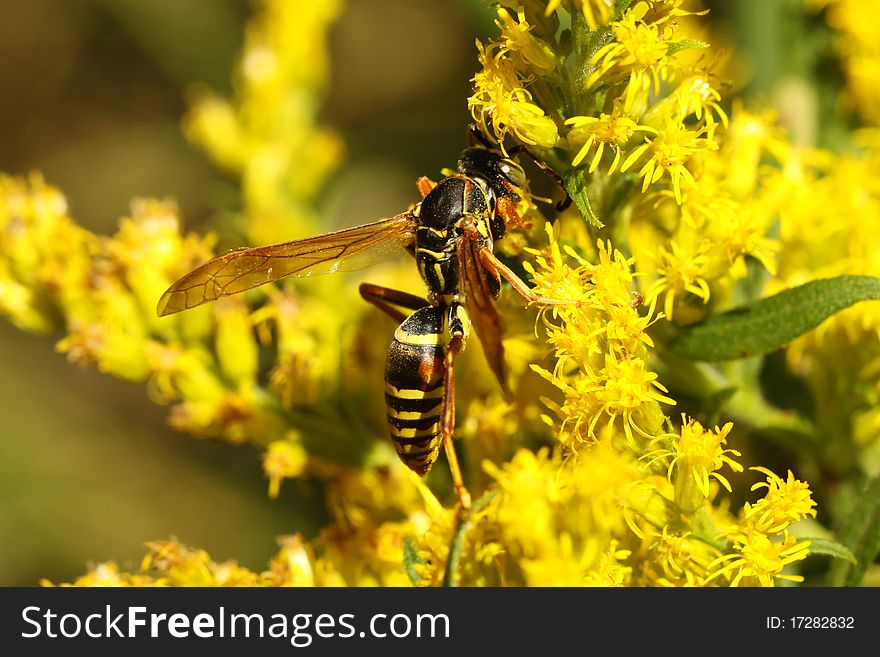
[157,212,416,316]
[458,226,513,400]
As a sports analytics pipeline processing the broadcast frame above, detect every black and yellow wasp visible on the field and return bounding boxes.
[157,126,570,507]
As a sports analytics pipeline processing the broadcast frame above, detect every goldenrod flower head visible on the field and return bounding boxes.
[495,7,557,74]
[621,120,718,203]
[720,104,789,197]
[527,228,672,447]
[706,531,811,587]
[582,541,633,586]
[0,173,93,332]
[483,448,566,560]
[58,563,133,587]
[653,416,743,512]
[263,438,308,499]
[639,0,709,31]
[102,200,184,324]
[588,7,675,112]
[566,102,658,173]
[640,526,719,586]
[673,73,729,127]
[141,539,262,586]
[269,534,316,586]
[706,203,779,278]
[58,316,152,382]
[583,351,671,443]
[482,444,641,585]
[546,0,615,31]
[469,40,559,149]
[743,467,818,534]
[181,92,247,172]
[644,238,712,321]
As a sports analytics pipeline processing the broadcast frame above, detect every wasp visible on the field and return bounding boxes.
[157,126,571,508]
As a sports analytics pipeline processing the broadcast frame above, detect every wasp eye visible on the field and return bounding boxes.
[498,160,526,188]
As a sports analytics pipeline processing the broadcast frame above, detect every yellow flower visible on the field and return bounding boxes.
[743,467,818,534]
[673,72,729,127]
[582,541,633,586]
[588,8,675,112]
[566,102,658,173]
[264,438,309,499]
[482,444,640,585]
[642,527,716,586]
[565,0,615,31]
[621,119,718,203]
[706,531,811,587]
[822,0,880,123]
[649,416,743,512]
[142,539,263,586]
[495,7,556,73]
[469,40,559,148]
[640,0,708,32]
[644,238,712,321]
[268,534,316,586]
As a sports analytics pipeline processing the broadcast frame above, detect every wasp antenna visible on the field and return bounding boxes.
[466,122,503,151]
[508,144,573,214]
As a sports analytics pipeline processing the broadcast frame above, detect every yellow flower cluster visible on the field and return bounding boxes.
[0,174,295,451]
[526,225,670,447]
[770,142,880,462]
[184,0,344,245]
[818,0,880,125]
[448,0,824,586]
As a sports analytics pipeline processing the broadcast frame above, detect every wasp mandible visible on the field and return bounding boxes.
[157,126,572,508]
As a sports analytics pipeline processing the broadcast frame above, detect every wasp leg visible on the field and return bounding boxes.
[359,283,429,324]
[478,248,581,307]
[441,333,471,510]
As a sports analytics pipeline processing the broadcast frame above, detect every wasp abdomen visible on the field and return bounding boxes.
[384,306,447,475]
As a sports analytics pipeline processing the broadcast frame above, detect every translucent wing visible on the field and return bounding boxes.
[157,213,416,316]
[458,227,513,400]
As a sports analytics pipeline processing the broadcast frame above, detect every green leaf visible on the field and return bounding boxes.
[802,537,856,563]
[403,536,427,587]
[666,38,710,56]
[563,169,604,228]
[668,276,880,361]
[827,475,880,586]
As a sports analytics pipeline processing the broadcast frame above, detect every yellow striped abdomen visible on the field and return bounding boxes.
[384,306,446,475]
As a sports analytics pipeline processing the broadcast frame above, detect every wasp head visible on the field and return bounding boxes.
[457,146,529,239]
[458,147,527,201]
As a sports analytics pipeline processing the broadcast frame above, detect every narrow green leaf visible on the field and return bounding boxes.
[668,276,880,361]
[801,537,857,563]
[827,475,880,586]
[563,169,604,228]
[403,536,426,587]
[667,38,710,56]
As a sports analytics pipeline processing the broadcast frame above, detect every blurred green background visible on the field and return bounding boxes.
[0,0,836,585]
